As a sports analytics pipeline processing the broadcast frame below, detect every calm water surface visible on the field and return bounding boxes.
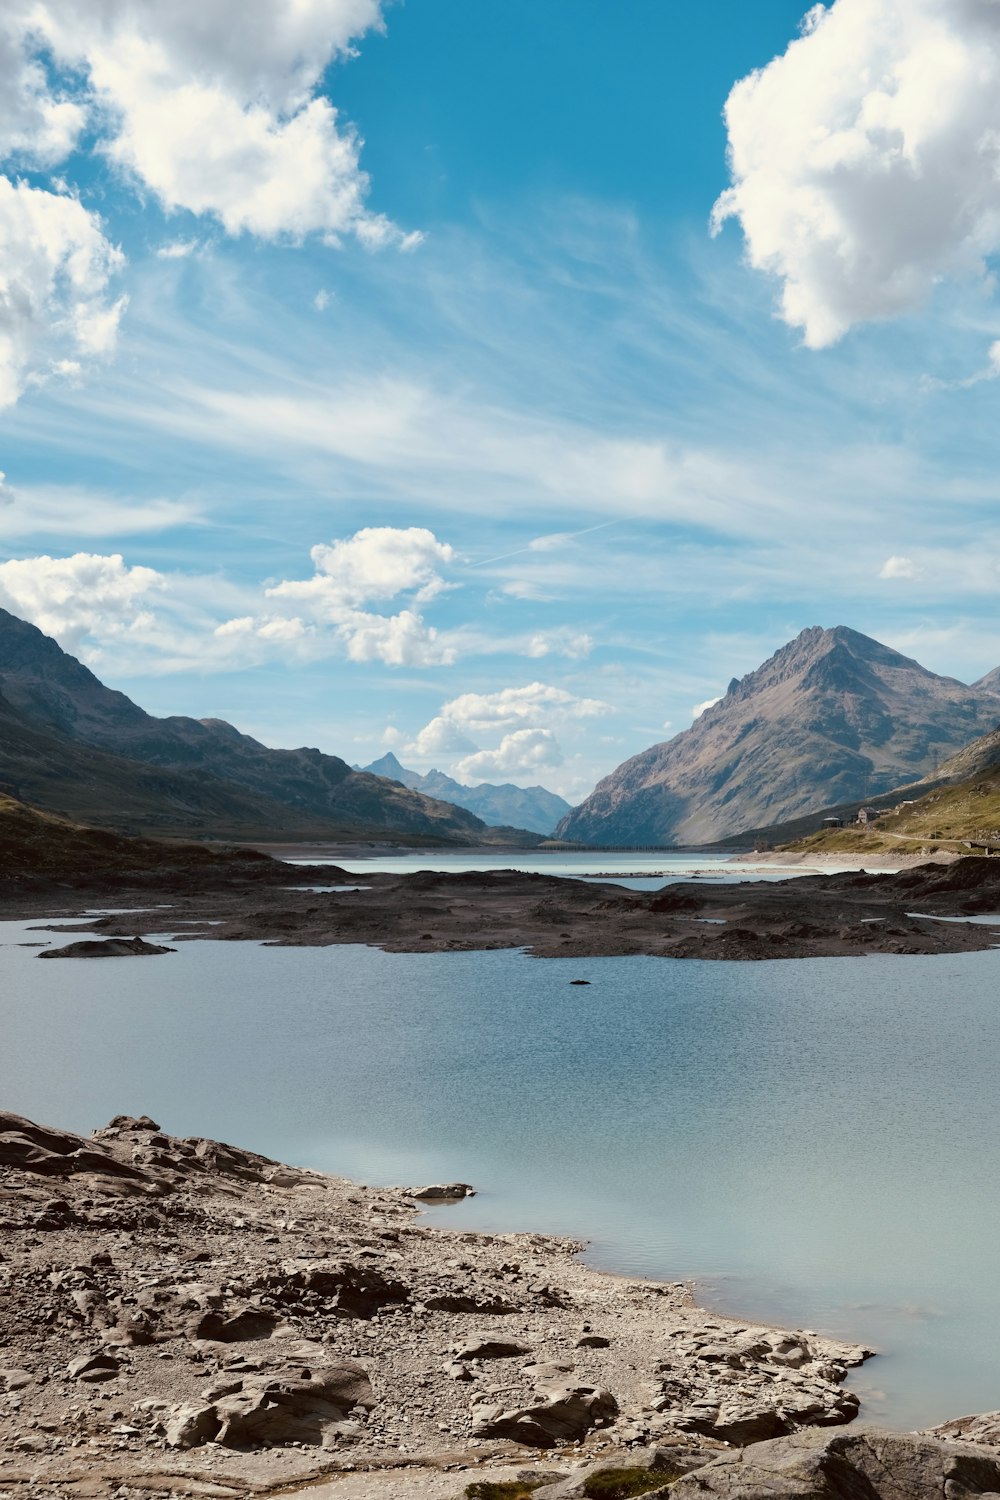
[2,913,997,1431]
[285,851,890,884]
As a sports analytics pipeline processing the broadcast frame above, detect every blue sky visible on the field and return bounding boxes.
[2,0,1000,801]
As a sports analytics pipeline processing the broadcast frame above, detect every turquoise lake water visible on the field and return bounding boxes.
[3,904,999,1432]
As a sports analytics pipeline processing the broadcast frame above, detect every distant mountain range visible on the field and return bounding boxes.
[557,625,1000,846]
[358,752,573,835]
[0,608,540,846]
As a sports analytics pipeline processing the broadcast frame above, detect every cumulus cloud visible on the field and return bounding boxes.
[456,728,563,780]
[879,554,922,579]
[0,177,125,407]
[207,527,460,668]
[713,0,1000,347]
[408,682,607,783]
[2,0,414,248]
[0,551,163,650]
[692,696,722,719]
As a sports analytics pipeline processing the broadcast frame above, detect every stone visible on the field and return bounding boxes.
[575,1334,611,1349]
[38,938,175,959]
[470,1382,619,1447]
[409,1183,476,1200]
[0,1370,33,1393]
[667,1425,1000,1499]
[452,1334,533,1361]
[212,1362,375,1450]
[67,1353,119,1383]
[164,1404,221,1450]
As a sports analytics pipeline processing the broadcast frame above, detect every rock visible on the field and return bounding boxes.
[0,1369,33,1393]
[471,1382,618,1447]
[409,1183,476,1200]
[191,1307,279,1343]
[443,1361,475,1381]
[270,1259,409,1318]
[452,1334,534,1361]
[213,1362,375,1450]
[425,1292,518,1314]
[575,1333,610,1348]
[105,1115,161,1132]
[534,1447,704,1497]
[667,1425,1000,1499]
[164,1404,221,1450]
[67,1352,120,1383]
[927,1410,1000,1446]
[38,937,175,958]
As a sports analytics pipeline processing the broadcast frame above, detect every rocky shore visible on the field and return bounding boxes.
[6,1111,1000,1500]
[8,855,1000,962]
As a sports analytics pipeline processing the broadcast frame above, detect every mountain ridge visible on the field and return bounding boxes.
[0,609,539,846]
[359,751,572,835]
[557,625,1000,846]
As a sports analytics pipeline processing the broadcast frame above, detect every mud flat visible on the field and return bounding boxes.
[10,855,1000,961]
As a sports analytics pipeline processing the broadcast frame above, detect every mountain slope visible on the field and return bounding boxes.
[360,751,572,835]
[557,626,1000,846]
[0,609,536,845]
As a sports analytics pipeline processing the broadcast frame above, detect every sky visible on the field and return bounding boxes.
[2,0,1000,802]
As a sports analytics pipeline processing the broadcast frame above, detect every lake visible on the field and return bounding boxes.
[2,908,997,1433]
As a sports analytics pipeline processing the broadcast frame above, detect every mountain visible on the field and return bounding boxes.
[0,609,538,845]
[557,625,1000,847]
[360,751,573,836]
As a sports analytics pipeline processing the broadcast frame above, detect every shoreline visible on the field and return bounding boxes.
[0,1108,874,1497]
[8,854,1000,961]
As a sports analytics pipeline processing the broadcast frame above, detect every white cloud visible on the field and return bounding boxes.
[525,630,593,660]
[0,485,199,538]
[456,728,563,780]
[0,22,85,165]
[407,682,607,783]
[879,554,921,580]
[209,526,460,668]
[6,0,415,248]
[314,289,332,311]
[0,177,125,407]
[0,551,163,650]
[692,695,722,719]
[713,0,1000,347]
[156,238,199,259]
[272,527,456,610]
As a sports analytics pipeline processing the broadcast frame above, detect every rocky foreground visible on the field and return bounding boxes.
[5,1112,1000,1500]
[13,854,1000,962]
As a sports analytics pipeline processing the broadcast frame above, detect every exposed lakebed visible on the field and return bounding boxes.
[3,913,1000,1433]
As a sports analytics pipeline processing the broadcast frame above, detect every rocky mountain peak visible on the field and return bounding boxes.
[557,626,1000,846]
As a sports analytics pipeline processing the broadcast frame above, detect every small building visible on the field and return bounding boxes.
[821,816,843,829]
[856,806,880,825]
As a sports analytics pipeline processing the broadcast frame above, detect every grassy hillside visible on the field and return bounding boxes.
[0,794,271,880]
[778,752,1000,858]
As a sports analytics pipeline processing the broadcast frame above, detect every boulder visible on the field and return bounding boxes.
[38,937,175,958]
[67,1352,119,1383]
[666,1425,1000,1499]
[471,1382,618,1447]
[0,1369,33,1393]
[453,1334,533,1361]
[270,1259,409,1319]
[409,1183,476,1200]
[213,1362,374,1450]
[164,1404,221,1450]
